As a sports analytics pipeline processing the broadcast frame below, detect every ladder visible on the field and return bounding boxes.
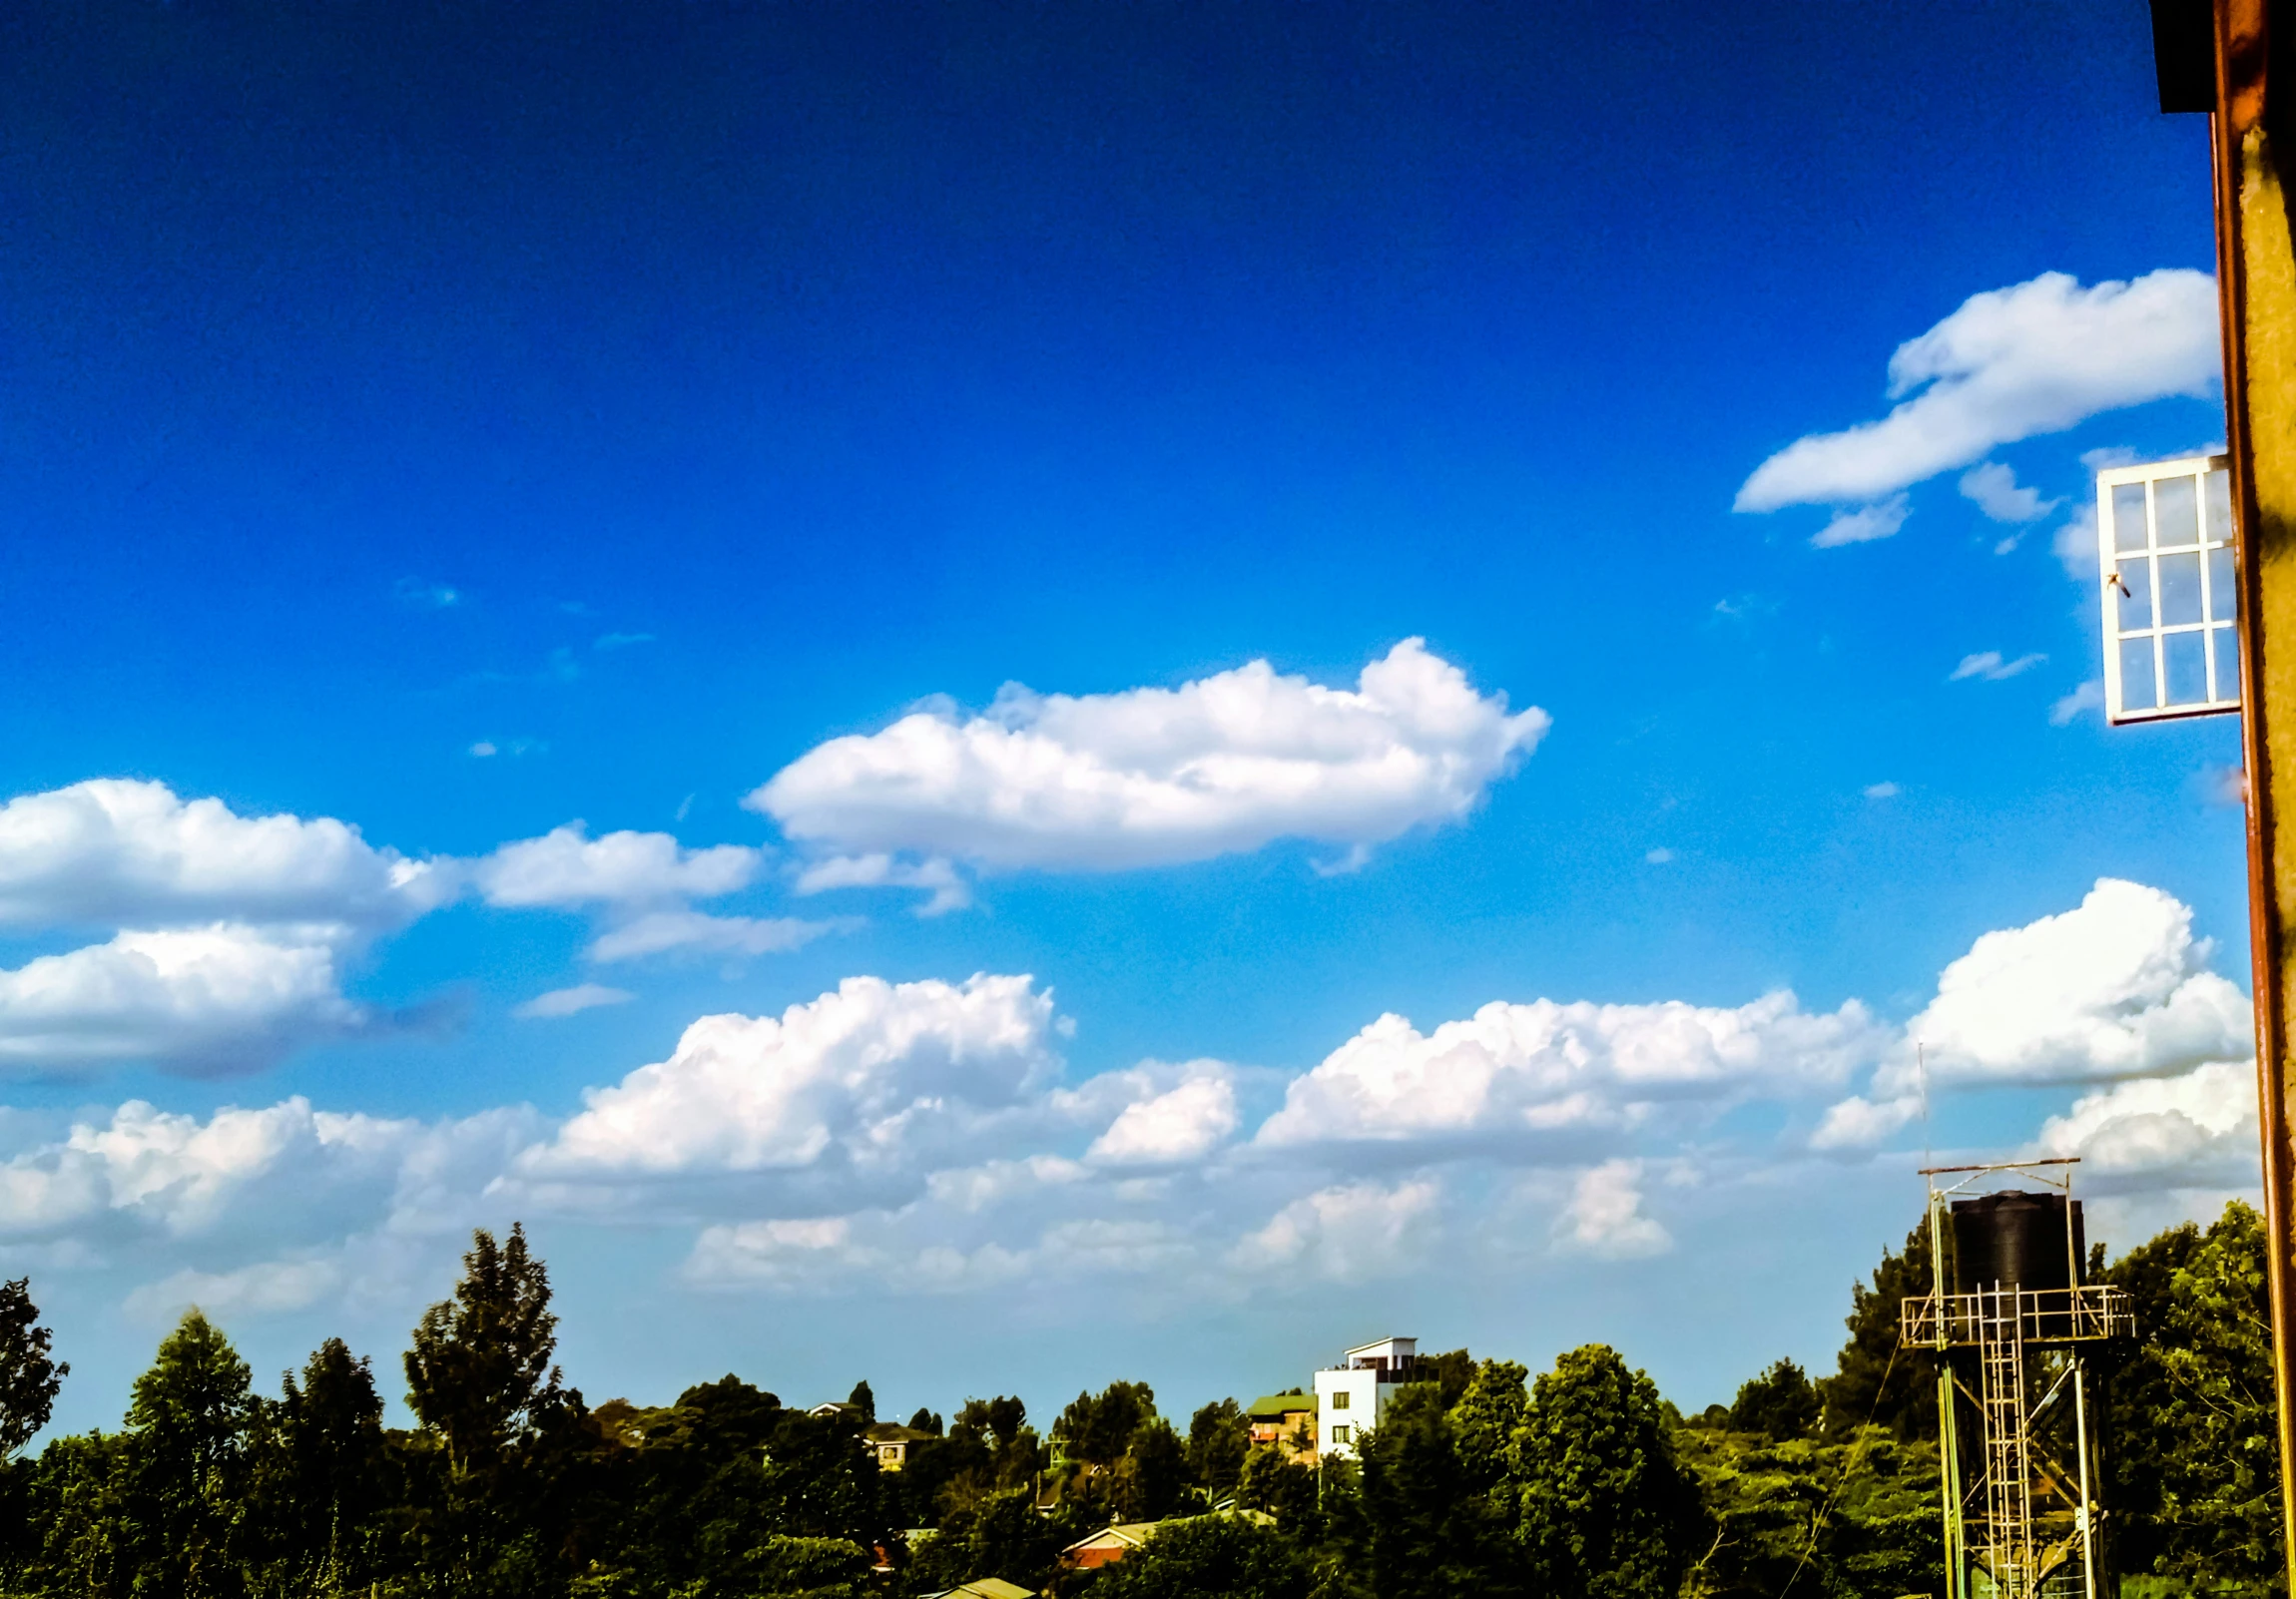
[1978,1285,2034,1599]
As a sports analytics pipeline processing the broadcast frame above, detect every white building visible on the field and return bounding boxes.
[1312,1335,1419,1459]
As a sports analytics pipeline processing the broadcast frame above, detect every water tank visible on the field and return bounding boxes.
[1950,1191,2084,1319]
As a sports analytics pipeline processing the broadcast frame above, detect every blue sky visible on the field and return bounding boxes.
[0,0,2259,1434]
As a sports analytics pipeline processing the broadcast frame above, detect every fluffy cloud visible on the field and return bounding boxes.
[1229,1179,1440,1282]
[1737,270,2218,513]
[1814,879,2251,1149]
[749,639,1547,874]
[1553,1160,1672,1259]
[0,924,369,1075]
[1257,991,1880,1151]
[472,824,762,908]
[1085,1065,1240,1166]
[1886,878,2247,1092]
[1960,462,2060,523]
[517,974,1059,1183]
[2031,1060,2258,1193]
[0,780,446,930]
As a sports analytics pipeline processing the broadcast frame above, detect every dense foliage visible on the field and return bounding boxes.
[0,1203,2280,1597]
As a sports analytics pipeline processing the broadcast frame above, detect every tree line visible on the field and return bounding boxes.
[0,1203,2278,1598]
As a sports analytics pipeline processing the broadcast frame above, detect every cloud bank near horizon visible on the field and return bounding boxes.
[0,875,2253,1327]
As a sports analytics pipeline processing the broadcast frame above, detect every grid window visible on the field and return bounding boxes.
[2097,456,2240,725]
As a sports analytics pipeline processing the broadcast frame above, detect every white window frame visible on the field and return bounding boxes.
[2096,454,2241,724]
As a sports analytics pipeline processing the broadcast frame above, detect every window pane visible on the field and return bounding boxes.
[2210,546,2237,621]
[2165,630,2208,706]
[2211,624,2241,701]
[2154,475,2200,546]
[2120,636,2157,710]
[2207,468,2234,543]
[2113,483,2150,552]
[2159,551,2204,625]
[2117,557,2153,631]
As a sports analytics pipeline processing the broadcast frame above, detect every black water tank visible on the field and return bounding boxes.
[1950,1190,2085,1295]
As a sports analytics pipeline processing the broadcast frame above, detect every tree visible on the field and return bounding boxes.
[2108,1200,2284,1591]
[847,1379,876,1424]
[1112,1414,1189,1521]
[406,1223,569,1479]
[126,1309,258,1598]
[1054,1379,1155,1465]
[0,1278,65,1459]
[1512,1344,1704,1599]
[1726,1358,1820,1439]
[250,1337,389,1588]
[1236,1444,1318,1522]
[1819,1222,1937,1439]
[402,1224,592,1598]
[1187,1397,1250,1495]
[1357,1380,1524,1599]
[1087,1512,1314,1599]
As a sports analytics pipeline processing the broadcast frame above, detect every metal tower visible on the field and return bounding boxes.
[1901,1160,2134,1599]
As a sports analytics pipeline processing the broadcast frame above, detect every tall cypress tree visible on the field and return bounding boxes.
[403,1223,584,1597]
[127,1309,256,1599]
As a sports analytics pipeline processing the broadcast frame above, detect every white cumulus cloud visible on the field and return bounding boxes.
[1737,269,2218,512]
[1960,462,2061,523]
[1086,1065,1240,1166]
[1256,991,1881,1151]
[1553,1159,1672,1259]
[1885,878,2247,1092]
[518,974,1059,1181]
[473,823,763,908]
[1814,879,2252,1149]
[2031,1060,2258,1193]
[1229,1179,1440,1282]
[749,639,1547,874]
[0,780,446,930]
[0,924,370,1075]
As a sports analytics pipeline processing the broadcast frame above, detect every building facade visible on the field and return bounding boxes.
[1311,1335,1418,1460]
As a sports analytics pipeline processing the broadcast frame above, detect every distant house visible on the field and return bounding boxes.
[1059,1522,1162,1569]
[919,1580,1033,1599]
[1313,1335,1420,1460]
[1245,1392,1318,1461]
[863,1421,933,1471]
[809,1400,861,1419]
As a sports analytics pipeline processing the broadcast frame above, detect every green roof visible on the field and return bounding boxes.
[1246,1392,1317,1419]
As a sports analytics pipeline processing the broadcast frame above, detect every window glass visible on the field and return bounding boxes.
[2212,625,2240,701]
[2113,483,2149,551]
[2207,468,2234,543]
[2120,637,2157,711]
[2210,545,2237,621]
[2117,557,2153,632]
[2154,475,2200,546]
[1331,1391,1349,1409]
[2159,552,2204,626]
[2164,630,2208,706]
